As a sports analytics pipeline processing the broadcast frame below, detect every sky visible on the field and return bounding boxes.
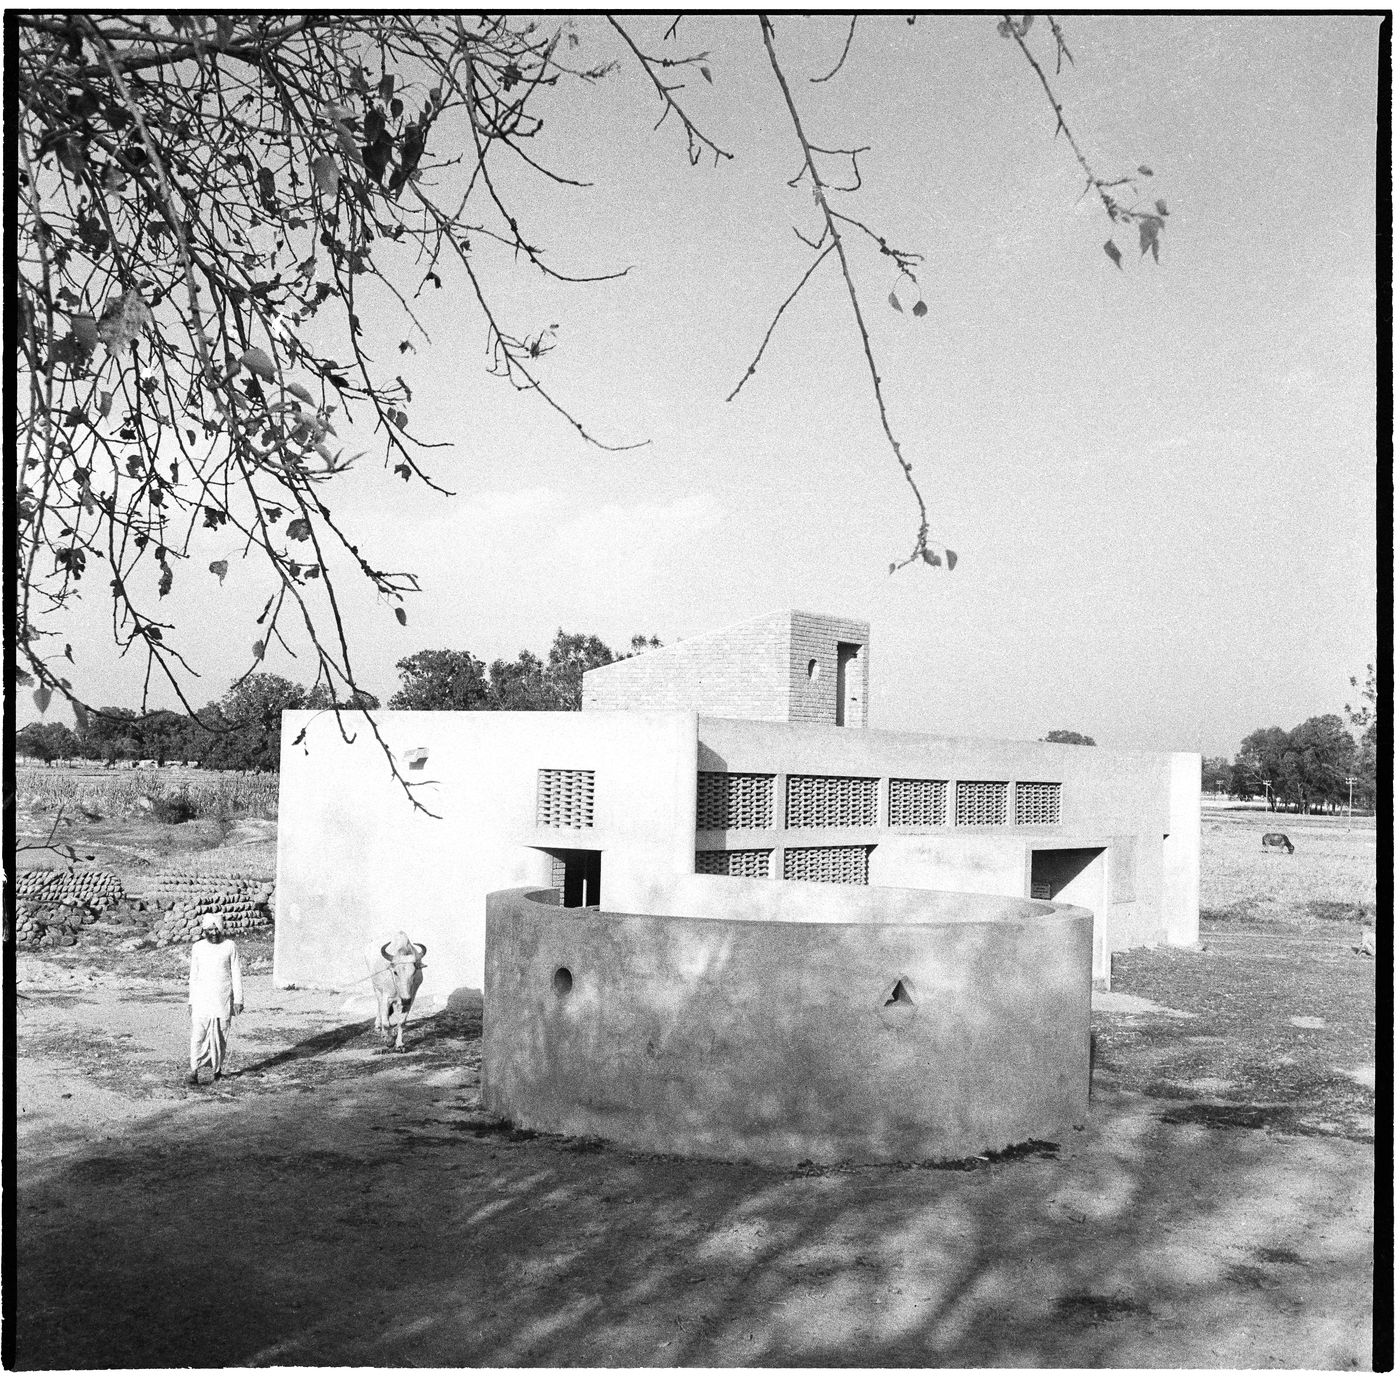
[25,13,1381,759]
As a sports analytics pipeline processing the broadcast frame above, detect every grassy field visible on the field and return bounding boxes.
[1099,806,1377,1142]
[15,765,279,823]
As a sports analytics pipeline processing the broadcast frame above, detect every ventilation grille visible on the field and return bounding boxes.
[536,769,595,829]
[785,775,878,830]
[782,845,870,885]
[1030,880,1054,901]
[1016,781,1062,825]
[695,849,772,878]
[888,778,947,827]
[955,780,1008,827]
[696,773,774,831]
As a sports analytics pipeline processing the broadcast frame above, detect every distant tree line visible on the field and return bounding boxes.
[1200,666,1378,814]
[16,628,660,771]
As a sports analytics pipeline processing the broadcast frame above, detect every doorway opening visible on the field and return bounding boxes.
[1030,847,1108,989]
[546,848,602,908]
[835,642,864,727]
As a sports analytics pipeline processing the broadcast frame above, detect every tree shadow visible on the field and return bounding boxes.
[14,1063,1375,1371]
[234,1019,370,1075]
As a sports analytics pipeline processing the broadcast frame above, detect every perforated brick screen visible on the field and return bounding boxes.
[1015,781,1062,825]
[695,849,772,878]
[888,778,948,827]
[785,775,878,830]
[782,845,870,884]
[954,780,1008,827]
[696,773,775,831]
[536,769,595,829]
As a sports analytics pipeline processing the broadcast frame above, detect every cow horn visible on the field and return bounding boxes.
[380,942,392,962]
[415,942,427,959]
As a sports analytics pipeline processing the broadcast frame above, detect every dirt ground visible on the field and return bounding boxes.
[12,805,1379,1368]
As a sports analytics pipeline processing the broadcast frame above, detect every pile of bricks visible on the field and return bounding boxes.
[17,867,125,910]
[145,869,275,948]
[15,902,88,948]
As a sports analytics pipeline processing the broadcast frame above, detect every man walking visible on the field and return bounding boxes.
[187,914,243,1085]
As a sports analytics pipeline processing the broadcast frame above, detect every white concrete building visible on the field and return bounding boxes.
[274,610,1199,995]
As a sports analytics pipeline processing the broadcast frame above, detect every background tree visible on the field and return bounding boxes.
[1200,755,1231,796]
[1345,663,1378,812]
[16,721,81,763]
[197,673,307,770]
[15,12,1167,797]
[390,628,655,711]
[387,650,491,712]
[1044,729,1096,746]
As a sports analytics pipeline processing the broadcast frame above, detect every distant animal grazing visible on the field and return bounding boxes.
[1261,832,1294,855]
[364,931,427,1052]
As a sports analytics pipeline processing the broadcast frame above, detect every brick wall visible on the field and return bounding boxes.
[787,612,870,726]
[583,610,872,726]
[582,610,793,720]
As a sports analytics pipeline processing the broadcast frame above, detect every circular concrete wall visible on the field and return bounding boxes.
[483,886,1092,1166]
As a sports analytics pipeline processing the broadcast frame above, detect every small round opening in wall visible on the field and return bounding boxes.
[552,966,573,997]
[807,658,820,683]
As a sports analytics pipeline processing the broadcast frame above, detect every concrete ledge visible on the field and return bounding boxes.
[482,885,1093,1166]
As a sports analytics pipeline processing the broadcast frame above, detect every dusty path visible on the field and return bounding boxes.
[14,964,1374,1369]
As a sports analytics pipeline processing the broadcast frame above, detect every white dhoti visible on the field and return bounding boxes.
[188,934,243,1078]
[190,1015,229,1074]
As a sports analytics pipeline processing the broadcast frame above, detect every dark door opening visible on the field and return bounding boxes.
[550,849,602,908]
[835,642,863,727]
[1030,846,1108,989]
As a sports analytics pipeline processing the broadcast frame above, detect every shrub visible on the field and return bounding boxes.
[149,791,200,824]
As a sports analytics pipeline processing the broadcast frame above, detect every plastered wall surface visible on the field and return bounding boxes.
[693,717,1194,962]
[274,709,697,995]
[1162,752,1203,946]
[483,886,1093,1165]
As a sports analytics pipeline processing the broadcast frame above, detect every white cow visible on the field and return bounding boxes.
[363,931,427,1052]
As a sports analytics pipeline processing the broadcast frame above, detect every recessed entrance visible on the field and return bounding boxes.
[546,848,602,908]
[1030,847,1108,989]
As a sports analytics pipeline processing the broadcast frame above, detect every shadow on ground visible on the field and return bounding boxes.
[15,1062,1373,1369]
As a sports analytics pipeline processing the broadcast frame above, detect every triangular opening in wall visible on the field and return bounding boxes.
[884,977,915,1008]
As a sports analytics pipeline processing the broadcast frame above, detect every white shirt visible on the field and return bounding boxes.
[189,937,243,1021]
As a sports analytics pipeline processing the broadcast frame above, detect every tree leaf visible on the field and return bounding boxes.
[945,549,958,571]
[64,643,73,662]
[286,381,314,404]
[252,639,265,661]
[209,559,229,585]
[378,73,395,101]
[701,65,713,83]
[33,685,52,714]
[98,390,113,418]
[1103,239,1123,270]
[286,517,312,541]
[921,548,942,567]
[96,289,154,360]
[1138,214,1164,258]
[71,313,99,353]
[888,291,903,312]
[1137,165,1153,177]
[72,701,89,733]
[15,668,34,687]
[240,346,277,380]
[394,463,411,480]
[310,153,339,197]
[1155,198,1169,216]
[912,299,928,318]
[158,562,173,597]
[394,606,407,626]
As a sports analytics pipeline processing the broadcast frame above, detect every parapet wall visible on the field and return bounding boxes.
[483,884,1092,1166]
